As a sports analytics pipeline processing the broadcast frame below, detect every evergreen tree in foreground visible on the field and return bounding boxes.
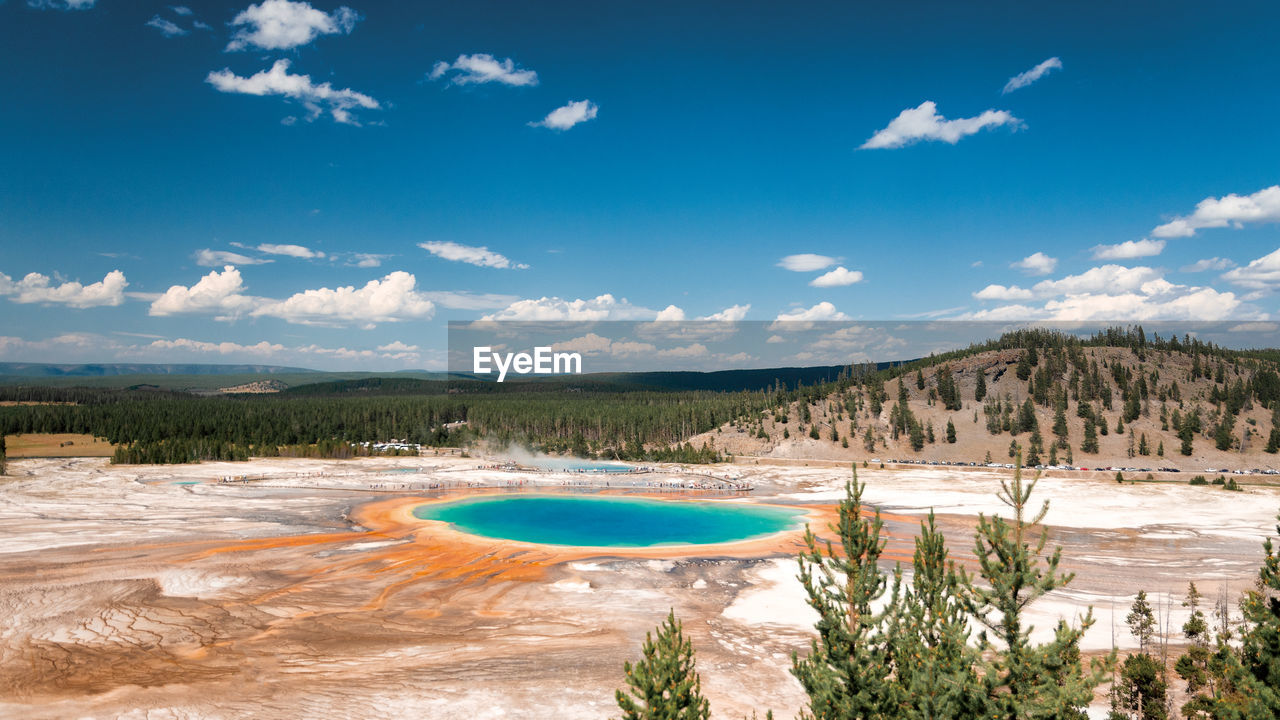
[791,471,896,718]
[616,610,711,720]
[969,451,1111,719]
[1221,511,1280,718]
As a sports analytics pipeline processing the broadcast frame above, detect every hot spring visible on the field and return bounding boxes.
[413,495,805,547]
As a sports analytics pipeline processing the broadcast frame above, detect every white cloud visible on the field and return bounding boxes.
[206,59,380,125]
[377,340,419,353]
[964,264,1259,322]
[226,0,358,51]
[654,305,687,321]
[550,333,657,358]
[482,294,656,321]
[0,332,431,369]
[1152,185,1280,238]
[973,284,1034,301]
[1002,57,1063,94]
[251,271,436,328]
[1090,238,1165,260]
[810,266,863,287]
[418,241,527,269]
[149,338,286,356]
[777,254,837,272]
[700,304,750,322]
[257,243,324,259]
[861,101,1022,150]
[417,290,517,310]
[772,301,850,324]
[348,253,387,268]
[1031,264,1161,296]
[146,15,188,36]
[1011,251,1058,275]
[428,54,538,87]
[196,249,271,267]
[657,343,708,358]
[0,269,127,308]
[1181,257,1235,272]
[1221,249,1280,290]
[172,6,193,15]
[149,266,256,319]
[1229,322,1278,333]
[27,0,95,9]
[529,100,598,131]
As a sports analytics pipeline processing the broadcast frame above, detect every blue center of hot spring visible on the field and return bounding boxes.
[413,495,804,547]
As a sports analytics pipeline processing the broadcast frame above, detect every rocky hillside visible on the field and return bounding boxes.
[695,332,1280,473]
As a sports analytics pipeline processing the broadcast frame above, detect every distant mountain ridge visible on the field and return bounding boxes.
[0,362,321,377]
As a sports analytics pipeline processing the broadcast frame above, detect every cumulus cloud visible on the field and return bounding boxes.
[700,304,750,322]
[418,241,527,269]
[427,53,538,87]
[529,100,598,131]
[810,266,864,287]
[482,294,657,321]
[861,101,1022,150]
[149,266,256,319]
[964,264,1257,321]
[1002,57,1063,94]
[1182,257,1236,273]
[1031,264,1162,296]
[1152,185,1280,238]
[226,0,358,51]
[172,6,193,15]
[1011,251,1057,275]
[654,305,687,321]
[1221,249,1280,290]
[196,249,271,267]
[146,15,188,36]
[257,243,324,259]
[0,269,127,308]
[772,301,851,324]
[973,284,1034,301]
[1090,238,1165,260]
[251,271,436,328]
[206,59,380,125]
[777,254,837,272]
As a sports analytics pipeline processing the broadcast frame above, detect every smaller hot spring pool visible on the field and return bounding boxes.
[414,495,805,547]
[530,459,634,473]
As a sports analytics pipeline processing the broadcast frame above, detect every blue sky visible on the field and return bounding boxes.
[3,0,1280,370]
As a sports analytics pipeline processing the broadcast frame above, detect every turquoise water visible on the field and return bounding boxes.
[414,495,803,547]
[531,459,633,473]
[172,481,200,485]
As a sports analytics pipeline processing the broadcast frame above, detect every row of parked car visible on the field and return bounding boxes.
[868,458,1280,476]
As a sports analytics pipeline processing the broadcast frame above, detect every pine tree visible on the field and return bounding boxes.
[1175,583,1213,718]
[792,469,895,718]
[1126,590,1156,653]
[890,513,989,719]
[1081,416,1099,454]
[1054,404,1070,447]
[975,371,988,403]
[969,451,1110,719]
[946,419,956,444]
[1227,511,1280,717]
[616,610,712,720]
[0,435,6,476]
